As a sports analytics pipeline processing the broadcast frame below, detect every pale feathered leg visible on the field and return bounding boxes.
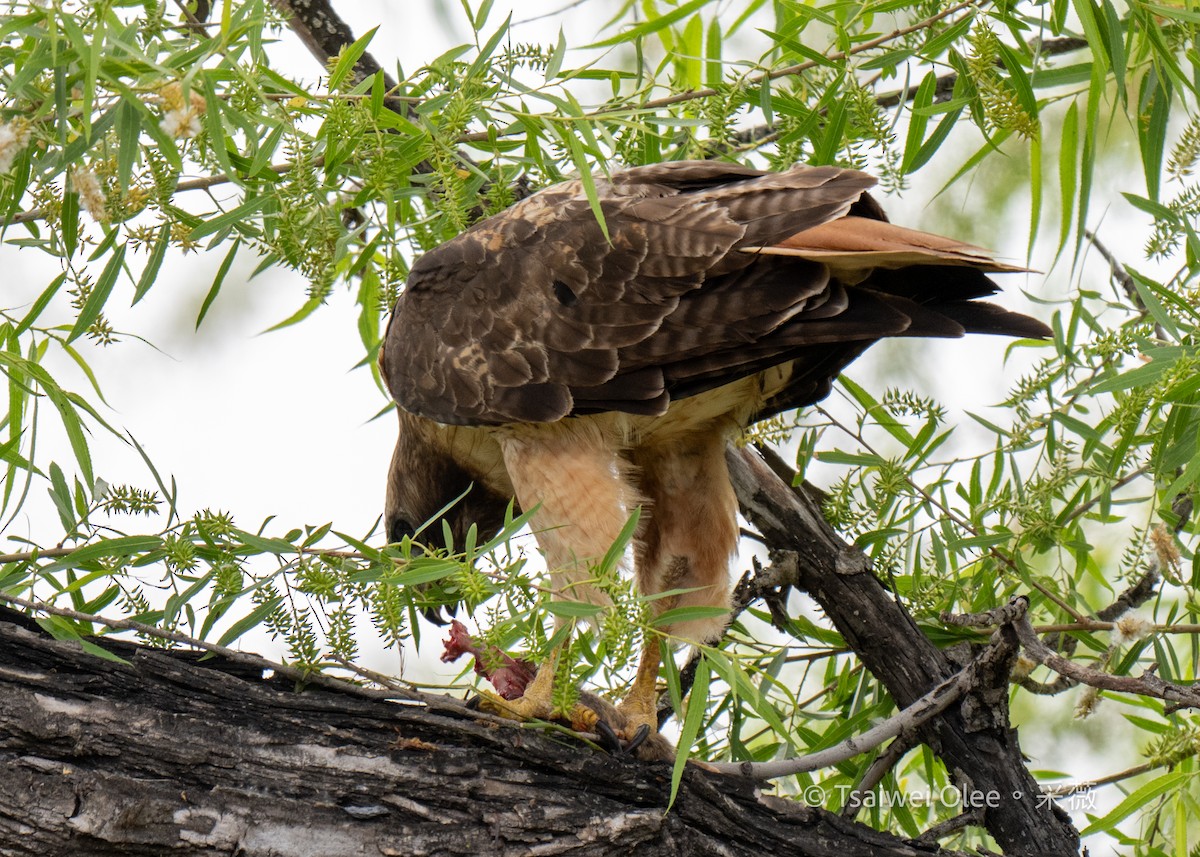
[474,424,638,731]
[624,430,739,732]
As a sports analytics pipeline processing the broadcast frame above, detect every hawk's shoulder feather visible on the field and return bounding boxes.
[382,162,1047,427]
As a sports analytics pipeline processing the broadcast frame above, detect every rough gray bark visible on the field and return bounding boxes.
[0,608,955,857]
[268,0,405,106]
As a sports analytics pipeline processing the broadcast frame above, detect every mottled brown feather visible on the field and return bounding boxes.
[381,161,1050,429]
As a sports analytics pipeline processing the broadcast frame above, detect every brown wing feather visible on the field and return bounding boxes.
[384,162,874,424]
[381,161,1048,427]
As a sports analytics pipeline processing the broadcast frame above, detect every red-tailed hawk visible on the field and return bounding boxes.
[379,161,1048,746]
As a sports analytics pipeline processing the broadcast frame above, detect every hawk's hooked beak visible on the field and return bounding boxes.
[382,515,456,626]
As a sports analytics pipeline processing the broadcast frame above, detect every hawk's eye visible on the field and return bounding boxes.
[387,517,416,545]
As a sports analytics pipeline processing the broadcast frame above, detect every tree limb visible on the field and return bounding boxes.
[0,606,964,857]
[726,445,1081,856]
[268,0,412,117]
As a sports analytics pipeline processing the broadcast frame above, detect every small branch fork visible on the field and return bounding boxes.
[948,596,1200,711]
[726,591,1200,825]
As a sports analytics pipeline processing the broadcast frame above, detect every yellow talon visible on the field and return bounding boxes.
[469,637,673,760]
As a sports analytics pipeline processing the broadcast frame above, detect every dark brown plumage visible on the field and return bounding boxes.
[385,161,1044,430]
[379,161,1049,749]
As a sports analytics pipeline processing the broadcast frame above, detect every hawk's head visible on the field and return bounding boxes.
[384,409,512,554]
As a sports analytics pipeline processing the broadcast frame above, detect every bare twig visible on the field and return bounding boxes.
[1021,558,1161,695]
[331,654,417,692]
[1017,674,1076,696]
[917,811,985,845]
[0,546,74,563]
[5,158,314,227]
[841,734,917,819]
[707,668,969,779]
[1095,555,1161,621]
[0,536,363,566]
[1008,596,1200,709]
[1029,620,1200,636]
[1044,753,1200,796]
[946,567,1173,638]
[1085,227,1140,305]
[1063,463,1153,525]
[1085,227,1170,343]
[515,0,594,25]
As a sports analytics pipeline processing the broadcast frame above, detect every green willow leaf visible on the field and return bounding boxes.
[588,0,714,48]
[42,536,165,572]
[328,26,378,91]
[216,596,284,648]
[668,654,710,808]
[68,243,125,343]
[133,224,170,305]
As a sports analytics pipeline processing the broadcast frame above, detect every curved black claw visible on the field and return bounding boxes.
[595,719,624,754]
[465,695,483,711]
[594,720,652,757]
[422,603,458,626]
[624,723,651,755]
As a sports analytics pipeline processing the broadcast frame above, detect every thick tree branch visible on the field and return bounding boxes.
[0,606,962,857]
[725,445,1081,856]
[268,0,412,117]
